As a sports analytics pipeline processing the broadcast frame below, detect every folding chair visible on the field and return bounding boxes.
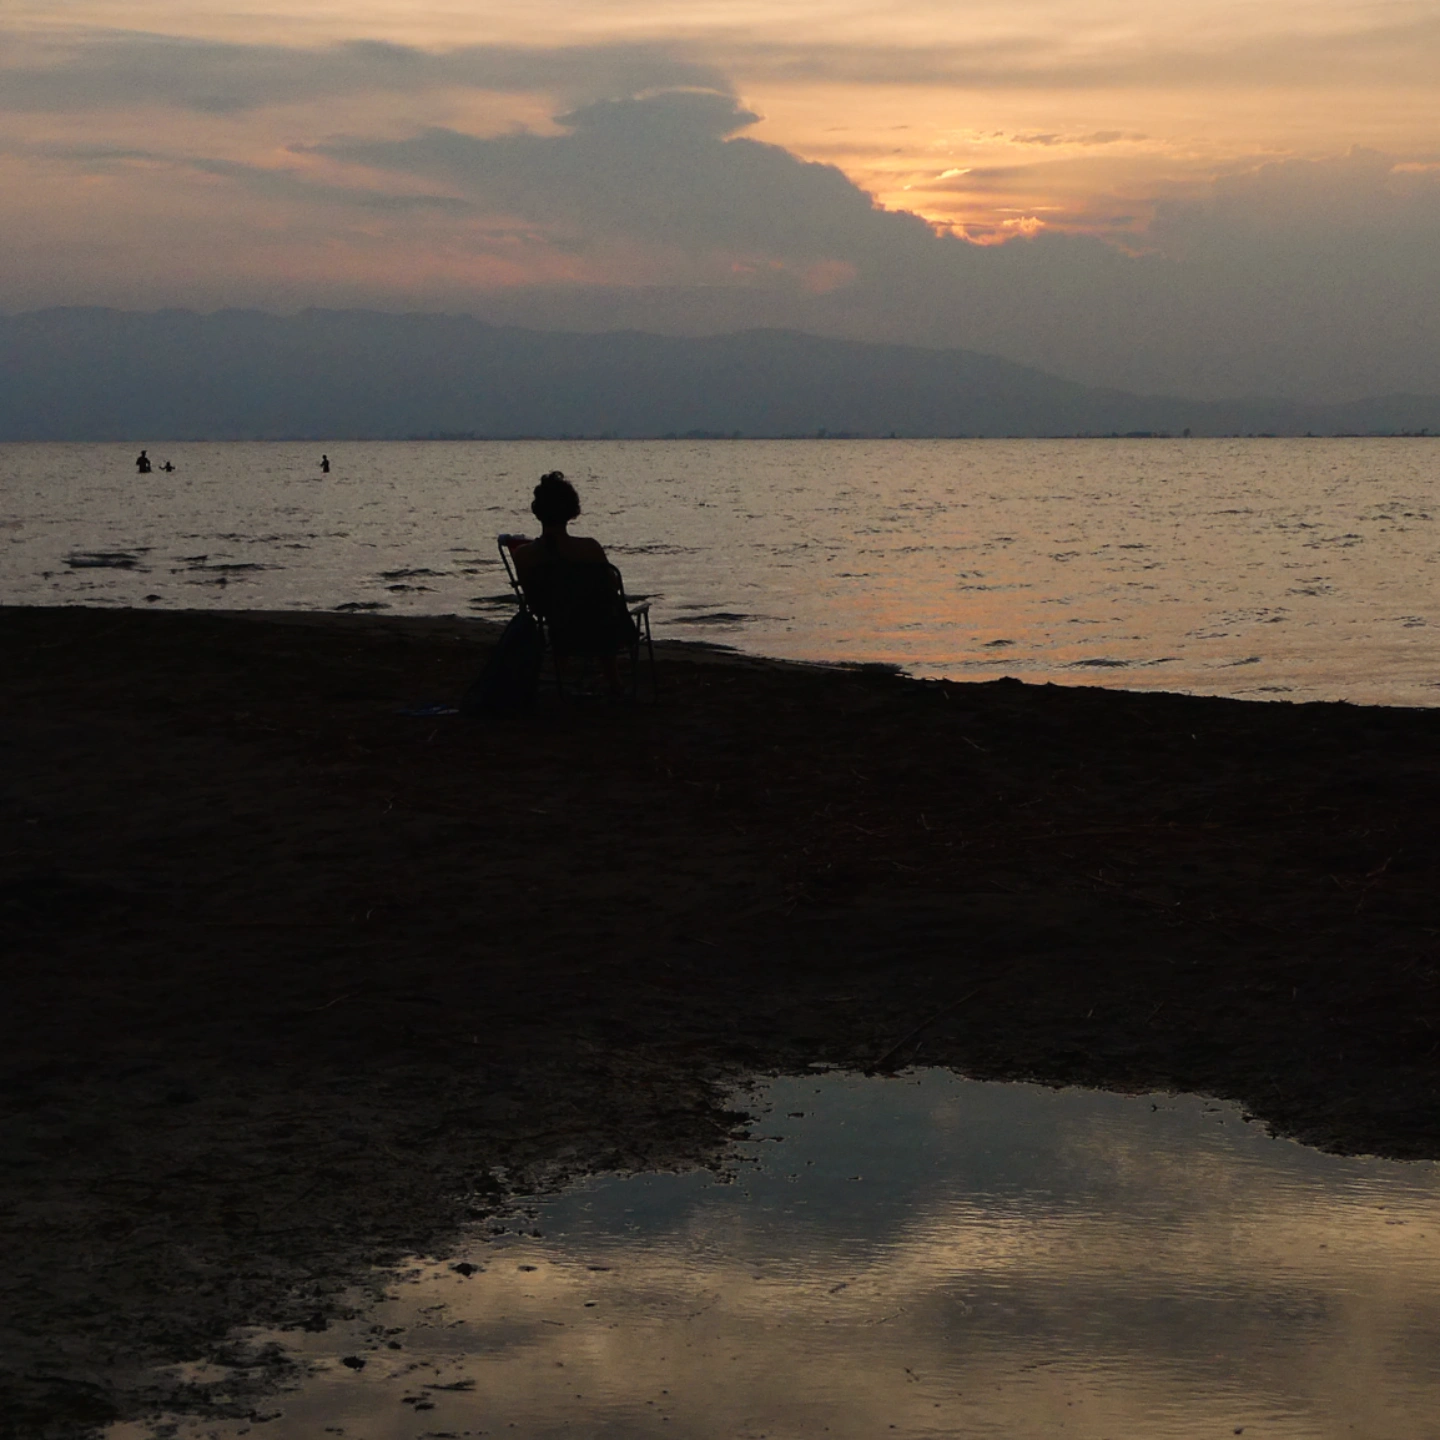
[498,535,656,701]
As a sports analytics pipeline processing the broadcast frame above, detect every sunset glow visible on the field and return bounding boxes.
[4,0,1439,397]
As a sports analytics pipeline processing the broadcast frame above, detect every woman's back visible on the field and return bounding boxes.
[514,531,607,578]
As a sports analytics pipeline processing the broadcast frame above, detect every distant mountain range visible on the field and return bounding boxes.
[1,308,1437,440]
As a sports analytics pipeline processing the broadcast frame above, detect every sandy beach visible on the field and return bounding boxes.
[5,603,1440,1437]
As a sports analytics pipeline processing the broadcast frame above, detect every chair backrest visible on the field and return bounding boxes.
[497,534,527,604]
[496,537,634,657]
[529,561,634,657]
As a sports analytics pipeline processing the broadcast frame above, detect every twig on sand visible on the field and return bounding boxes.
[870,989,981,1074]
[306,993,357,1012]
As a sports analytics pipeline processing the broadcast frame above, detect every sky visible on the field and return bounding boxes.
[4,0,1440,400]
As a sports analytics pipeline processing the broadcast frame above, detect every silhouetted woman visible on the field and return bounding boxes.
[508,472,630,688]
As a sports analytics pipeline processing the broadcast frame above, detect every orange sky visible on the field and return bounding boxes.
[4,1,1439,396]
[8,0,1439,234]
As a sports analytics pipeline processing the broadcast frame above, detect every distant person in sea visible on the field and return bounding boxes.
[161,461,175,473]
[135,449,151,474]
[320,454,330,474]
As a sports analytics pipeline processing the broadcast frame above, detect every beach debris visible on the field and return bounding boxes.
[340,1355,366,1370]
[398,704,459,718]
[450,1262,481,1277]
[871,989,981,1074]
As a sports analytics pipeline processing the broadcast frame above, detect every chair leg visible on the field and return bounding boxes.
[639,614,657,701]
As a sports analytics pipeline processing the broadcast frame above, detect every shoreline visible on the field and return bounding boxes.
[5,604,1440,1436]
[18,434,1440,441]
[17,600,1440,711]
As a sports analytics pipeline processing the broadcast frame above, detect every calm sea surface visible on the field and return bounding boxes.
[4,438,1438,704]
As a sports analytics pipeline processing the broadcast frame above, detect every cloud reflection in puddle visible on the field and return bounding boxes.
[118,1071,1440,1440]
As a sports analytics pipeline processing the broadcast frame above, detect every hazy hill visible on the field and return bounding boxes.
[1,308,1436,440]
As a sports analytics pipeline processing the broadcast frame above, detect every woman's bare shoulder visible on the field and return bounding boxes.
[568,535,608,562]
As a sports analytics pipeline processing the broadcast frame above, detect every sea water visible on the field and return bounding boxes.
[111,1070,1440,1439]
[4,438,1439,703]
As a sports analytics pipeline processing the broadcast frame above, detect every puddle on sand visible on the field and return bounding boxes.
[115,1071,1440,1439]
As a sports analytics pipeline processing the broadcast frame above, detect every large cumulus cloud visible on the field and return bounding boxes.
[313,92,937,266]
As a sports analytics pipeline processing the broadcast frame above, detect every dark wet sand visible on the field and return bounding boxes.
[4,604,1440,1437]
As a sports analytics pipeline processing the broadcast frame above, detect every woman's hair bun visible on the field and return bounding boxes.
[531,470,581,526]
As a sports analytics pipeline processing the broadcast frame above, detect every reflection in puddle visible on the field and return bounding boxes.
[119,1072,1440,1438]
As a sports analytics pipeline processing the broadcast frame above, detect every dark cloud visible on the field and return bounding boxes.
[8,10,1439,126]
[554,90,757,139]
[315,92,935,260]
[27,143,162,167]
[188,157,476,213]
[1167,148,1440,237]
[1011,130,1135,147]
[0,29,728,114]
[13,139,475,211]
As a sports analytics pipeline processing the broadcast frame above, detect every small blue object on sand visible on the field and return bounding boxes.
[398,703,460,718]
